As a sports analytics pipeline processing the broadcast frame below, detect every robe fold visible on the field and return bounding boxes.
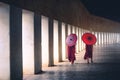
[67,45,76,62]
[84,45,93,59]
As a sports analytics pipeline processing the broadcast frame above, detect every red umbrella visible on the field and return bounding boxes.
[66,33,77,46]
[82,33,97,45]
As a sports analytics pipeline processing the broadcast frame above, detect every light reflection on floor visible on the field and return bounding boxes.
[23,44,120,80]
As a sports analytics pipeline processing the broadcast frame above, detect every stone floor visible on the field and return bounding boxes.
[23,43,120,80]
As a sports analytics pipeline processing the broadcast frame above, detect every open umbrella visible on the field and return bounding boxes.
[82,33,96,45]
[66,33,77,46]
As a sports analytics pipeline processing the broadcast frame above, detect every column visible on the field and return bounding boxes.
[10,5,23,80]
[48,18,54,66]
[58,21,62,62]
[65,24,68,58]
[34,14,42,74]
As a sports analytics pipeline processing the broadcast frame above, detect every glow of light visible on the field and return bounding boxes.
[72,26,75,33]
[62,23,66,60]
[53,20,59,64]
[0,3,10,80]
[99,32,101,44]
[22,10,34,74]
[76,27,79,53]
[68,25,71,35]
[79,28,82,51]
[41,16,49,67]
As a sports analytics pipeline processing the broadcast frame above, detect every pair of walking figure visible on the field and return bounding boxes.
[67,44,93,64]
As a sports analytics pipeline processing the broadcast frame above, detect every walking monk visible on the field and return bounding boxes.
[84,44,93,63]
[66,33,77,64]
[67,45,76,64]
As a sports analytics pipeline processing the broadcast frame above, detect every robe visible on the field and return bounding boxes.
[84,44,93,59]
[67,45,76,62]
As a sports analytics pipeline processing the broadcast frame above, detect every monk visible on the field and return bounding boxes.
[67,45,76,64]
[84,44,93,63]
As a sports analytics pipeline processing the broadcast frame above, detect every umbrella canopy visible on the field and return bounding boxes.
[82,33,97,45]
[66,33,77,46]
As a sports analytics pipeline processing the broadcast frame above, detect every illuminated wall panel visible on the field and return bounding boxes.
[108,33,109,44]
[53,20,59,64]
[67,25,71,35]
[104,33,106,44]
[81,29,83,50]
[41,16,49,67]
[62,23,66,60]
[101,33,104,44]
[0,3,10,80]
[106,33,108,44]
[22,10,34,74]
[81,29,85,50]
[117,33,120,43]
[98,32,101,45]
[109,33,112,44]
[109,33,110,44]
[76,27,79,53]
[99,32,101,44]
[95,32,98,45]
[72,26,75,33]
[79,28,82,51]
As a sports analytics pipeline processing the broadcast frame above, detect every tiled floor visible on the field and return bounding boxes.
[23,43,120,80]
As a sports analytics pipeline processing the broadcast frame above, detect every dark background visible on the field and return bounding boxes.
[80,0,120,22]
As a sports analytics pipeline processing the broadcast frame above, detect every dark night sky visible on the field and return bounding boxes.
[80,0,120,22]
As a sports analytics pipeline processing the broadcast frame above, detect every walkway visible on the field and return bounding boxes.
[23,43,120,80]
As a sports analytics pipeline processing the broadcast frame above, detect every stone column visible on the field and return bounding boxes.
[10,5,23,80]
[34,14,42,74]
[48,18,54,66]
[58,21,62,62]
[65,24,68,58]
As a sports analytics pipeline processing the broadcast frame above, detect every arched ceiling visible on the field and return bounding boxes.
[1,0,120,32]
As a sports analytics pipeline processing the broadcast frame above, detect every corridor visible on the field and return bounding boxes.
[1,1,120,80]
[23,43,120,80]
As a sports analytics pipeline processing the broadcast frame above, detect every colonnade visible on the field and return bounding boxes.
[0,2,120,80]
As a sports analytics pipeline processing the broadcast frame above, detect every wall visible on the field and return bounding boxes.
[0,3,10,80]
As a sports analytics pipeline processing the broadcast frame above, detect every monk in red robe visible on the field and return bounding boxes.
[84,44,93,63]
[67,45,76,64]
